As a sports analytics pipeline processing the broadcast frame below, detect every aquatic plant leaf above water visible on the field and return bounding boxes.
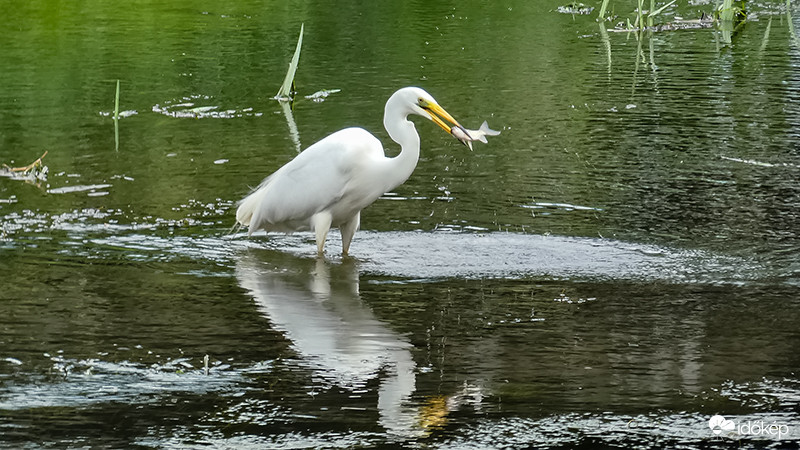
[275,23,304,101]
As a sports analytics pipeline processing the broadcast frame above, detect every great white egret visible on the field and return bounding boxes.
[236,87,463,256]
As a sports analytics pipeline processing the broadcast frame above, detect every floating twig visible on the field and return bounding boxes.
[1,151,49,185]
[3,151,48,173]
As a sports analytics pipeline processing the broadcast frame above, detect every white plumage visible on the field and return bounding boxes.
[236,87,462,256]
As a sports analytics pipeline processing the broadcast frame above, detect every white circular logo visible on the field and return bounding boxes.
[709,415,736,435]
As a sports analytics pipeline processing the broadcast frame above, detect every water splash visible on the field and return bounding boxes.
[0,203,772,284]
[0,353,244,410]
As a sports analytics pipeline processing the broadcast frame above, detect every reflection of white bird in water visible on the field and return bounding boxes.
[235,253,423,437]
[236,87,464,256]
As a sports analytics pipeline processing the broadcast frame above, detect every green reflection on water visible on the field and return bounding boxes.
[2,0,800,447]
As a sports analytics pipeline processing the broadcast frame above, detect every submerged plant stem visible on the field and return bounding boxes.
[114,80,120,151]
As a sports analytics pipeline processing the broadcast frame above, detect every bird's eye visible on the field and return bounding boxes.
[418,98,425,105]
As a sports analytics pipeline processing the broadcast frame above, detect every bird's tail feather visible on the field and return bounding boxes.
[236,177,274,236]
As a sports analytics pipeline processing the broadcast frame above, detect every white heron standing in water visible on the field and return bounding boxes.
[236,87,464,256]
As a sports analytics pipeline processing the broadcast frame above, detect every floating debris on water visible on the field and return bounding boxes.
[305,89,342,102]
[557,2,594,14]
[48,184,112,195]
[553,293,597,304]
[98,110,138,118]
[1,151,49,184]
[153,95,263,119]
[520,201,603,214]
[720,155,799,168]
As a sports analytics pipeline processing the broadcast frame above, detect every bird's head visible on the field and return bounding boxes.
[391,87,463,134]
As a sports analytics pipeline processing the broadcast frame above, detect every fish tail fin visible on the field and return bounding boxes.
[479,120,501,137]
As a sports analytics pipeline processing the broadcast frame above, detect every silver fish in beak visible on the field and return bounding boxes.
[450,121,501,150]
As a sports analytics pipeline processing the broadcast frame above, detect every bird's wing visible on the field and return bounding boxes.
[238,128,382,232]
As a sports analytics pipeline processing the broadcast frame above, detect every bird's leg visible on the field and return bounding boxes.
[340,211,360,258]
[312,212,332,257]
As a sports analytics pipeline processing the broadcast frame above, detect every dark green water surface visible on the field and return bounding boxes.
[2,1,799,448]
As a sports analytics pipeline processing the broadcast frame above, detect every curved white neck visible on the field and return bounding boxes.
[382,111,421,191]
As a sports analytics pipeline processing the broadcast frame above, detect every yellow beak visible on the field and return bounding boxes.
[423,102,462,133]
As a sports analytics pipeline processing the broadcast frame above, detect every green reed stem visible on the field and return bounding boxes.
[114,80,120,151]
